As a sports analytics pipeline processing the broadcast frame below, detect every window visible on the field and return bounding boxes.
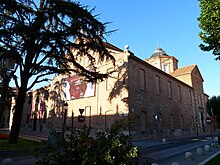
[201,95,204,107]
[139,68,146,90]
[180,115,184,129]
[163,64,169,73]
[159,113,162,125]
[43,112,47,124]
[177,85,181,101]
[141,111,147,132]
[189,91,192,105]
[155,75,161,94]
[197,94,202,106]
[197,82,200,91]
[170,114,174,129]
[26,114,30,124]
[106,68,116,90]
[167,81,172,98]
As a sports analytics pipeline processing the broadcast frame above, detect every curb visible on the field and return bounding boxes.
[198,150,220,165]
[19,134,47,142]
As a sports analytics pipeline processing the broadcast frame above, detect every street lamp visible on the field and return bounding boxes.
[0,50,17,128]
[71,110,74,129]
[62,102,68,139]
[85,106,91,128]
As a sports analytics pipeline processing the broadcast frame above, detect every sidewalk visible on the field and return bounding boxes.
[0,156,36,165]
[19,128,48,141]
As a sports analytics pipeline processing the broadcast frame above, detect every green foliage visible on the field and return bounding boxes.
[0,138,42,150]
[206,96,220,116]
[205,154,220,165]
[34,120,139,165]
[206,95,220,127]
[198,0,220,59]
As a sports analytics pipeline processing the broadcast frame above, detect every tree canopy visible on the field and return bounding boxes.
[0,0,114,143]
[0,0,114,91]
[198,0,220,59]
[206,95,220,117]
[206,95,220,128]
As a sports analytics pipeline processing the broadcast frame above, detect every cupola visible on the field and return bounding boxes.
[145,47,178,74]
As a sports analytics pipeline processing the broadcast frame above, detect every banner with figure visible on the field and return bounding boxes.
[63,75,95,100]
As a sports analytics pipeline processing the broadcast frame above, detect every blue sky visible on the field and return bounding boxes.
[78,0,220,97]
[10,0,219,97]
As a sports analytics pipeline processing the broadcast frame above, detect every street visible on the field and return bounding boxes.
[133,134,220,165]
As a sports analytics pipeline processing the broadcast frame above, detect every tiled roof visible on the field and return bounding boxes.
[170,64,197,77]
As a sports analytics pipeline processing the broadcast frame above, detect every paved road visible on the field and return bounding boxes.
[133,135,220,165]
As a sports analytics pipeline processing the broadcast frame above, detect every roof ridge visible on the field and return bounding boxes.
[170,64,197,76]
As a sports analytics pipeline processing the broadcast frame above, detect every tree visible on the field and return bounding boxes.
[206,96,220,127]
[198,0,220,59]
[0,0,114,143]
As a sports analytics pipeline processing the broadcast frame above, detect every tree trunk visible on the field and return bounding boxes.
[8,87,26,143]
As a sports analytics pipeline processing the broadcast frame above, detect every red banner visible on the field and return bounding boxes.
[63,75,95,100]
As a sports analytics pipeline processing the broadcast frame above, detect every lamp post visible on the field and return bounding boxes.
[62,102,68,139]
[71,110,74,129]
[85,106,91,128]
[0,53,16,128]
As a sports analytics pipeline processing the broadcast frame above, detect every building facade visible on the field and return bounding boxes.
[19,43,209,138]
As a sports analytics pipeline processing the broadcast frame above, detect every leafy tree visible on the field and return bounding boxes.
[0,0,114,143]
[34,120,139,165]
[206,96,220,127]
[198,0,220,59]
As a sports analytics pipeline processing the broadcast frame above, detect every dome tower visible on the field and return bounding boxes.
[145,47,178,74]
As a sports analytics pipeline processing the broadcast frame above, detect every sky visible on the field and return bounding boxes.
[9,0,219,97]
[78,0,220,97]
